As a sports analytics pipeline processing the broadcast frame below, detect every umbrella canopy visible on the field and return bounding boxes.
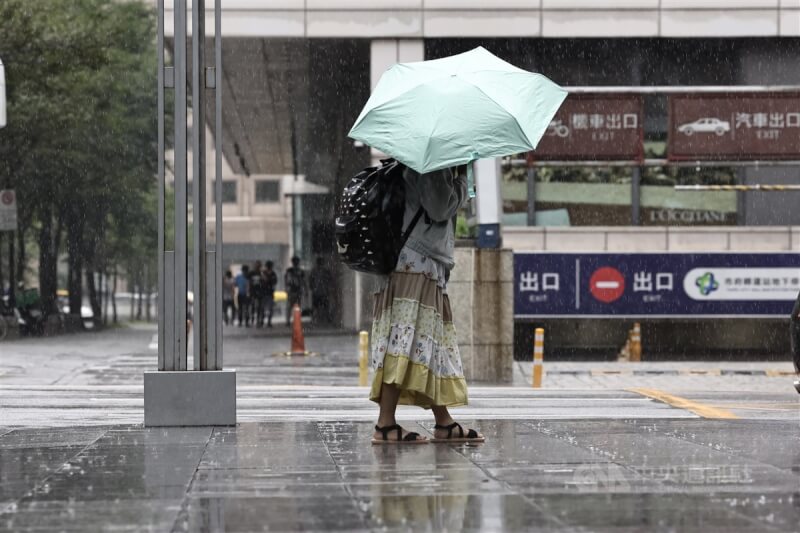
[349,46,567,176]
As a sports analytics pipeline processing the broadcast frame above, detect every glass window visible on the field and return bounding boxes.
[213,181,237,204]
[640,165,737,226]
[255,180,280,203]
[502,162,633,226]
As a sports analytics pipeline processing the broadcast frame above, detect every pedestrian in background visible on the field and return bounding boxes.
[222,270,235,325]
[235,265,250,327]
[249,260,265,327]
[309,256,333,325]
[263,260,278,327]
[370,165,484,444]
[284,256,306,326]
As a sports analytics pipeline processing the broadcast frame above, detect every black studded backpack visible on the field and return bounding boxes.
[335,159,424,275]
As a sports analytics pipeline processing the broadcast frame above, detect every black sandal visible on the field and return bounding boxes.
[430,421,485,443]
[371,424,428,445]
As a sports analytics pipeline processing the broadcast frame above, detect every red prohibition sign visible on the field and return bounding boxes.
[589,267,625,303]
[0,190,13,205]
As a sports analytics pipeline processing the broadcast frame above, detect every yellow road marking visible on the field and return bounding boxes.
[591,370,631,376]
[680,369,722,376]
[765,370,797,377]
[709,402,799,411]
[629,388,739,419]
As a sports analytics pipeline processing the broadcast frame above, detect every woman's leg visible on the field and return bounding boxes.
[372,383,428,441]
[431,405,455,427]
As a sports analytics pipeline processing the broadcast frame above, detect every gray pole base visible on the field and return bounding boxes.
[144,370,236,426]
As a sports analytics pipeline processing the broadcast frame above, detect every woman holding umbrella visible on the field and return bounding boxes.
[369,164,484,444]
[350,46,566,444]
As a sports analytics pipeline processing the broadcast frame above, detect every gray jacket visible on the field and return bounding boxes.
[401,166,468,270]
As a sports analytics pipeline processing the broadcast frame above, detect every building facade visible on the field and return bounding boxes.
[163,1,800,329]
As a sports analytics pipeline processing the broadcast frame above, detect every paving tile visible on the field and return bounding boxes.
[101,426,213,446]
[528,493,775,532]
[356,493,565,531]
[0,499,183,532]
[0,446,85,502]
[448,419,608,467]
[189,470,345,498]
[198,445,337,471]
[343,466,509,497]
[174,494,366,532]
[0,428,107,449]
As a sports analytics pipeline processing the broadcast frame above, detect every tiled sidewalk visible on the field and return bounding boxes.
[2,419,799,532]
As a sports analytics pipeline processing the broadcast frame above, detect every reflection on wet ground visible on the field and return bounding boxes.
[1,419,798,532]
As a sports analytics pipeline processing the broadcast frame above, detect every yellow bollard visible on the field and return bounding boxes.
[358,331,369,386]
[631,323,642,362]
[532,327,544,388]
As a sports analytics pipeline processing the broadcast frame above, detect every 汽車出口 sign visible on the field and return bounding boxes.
[532,94,644,161]
[668,93,800,160]
[514,253,800,318]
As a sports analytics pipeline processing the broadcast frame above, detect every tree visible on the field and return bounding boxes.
[0,0,160,322]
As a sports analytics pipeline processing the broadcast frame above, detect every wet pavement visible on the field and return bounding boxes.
[1,325,799,531]
[1,418,798,532]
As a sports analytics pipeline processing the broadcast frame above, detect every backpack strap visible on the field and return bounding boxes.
[401,207,425,246]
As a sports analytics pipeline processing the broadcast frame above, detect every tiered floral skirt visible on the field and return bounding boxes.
[369,248,468,408]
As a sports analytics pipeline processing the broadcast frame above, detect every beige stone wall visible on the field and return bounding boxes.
[503,226,800,253]
[449,247,514,383]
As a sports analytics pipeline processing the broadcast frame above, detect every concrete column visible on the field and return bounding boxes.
[368,39,424,166]
[449,247,514,383]
[475,158,503,248]
[343,39,424,332]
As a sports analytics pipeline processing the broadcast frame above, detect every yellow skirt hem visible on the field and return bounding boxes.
[369,353,468,409]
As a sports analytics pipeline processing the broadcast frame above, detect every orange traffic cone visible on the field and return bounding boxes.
[290,304,307,356]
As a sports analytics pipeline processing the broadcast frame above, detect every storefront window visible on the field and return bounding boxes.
[502,163,633,226]
[640,165,737,226]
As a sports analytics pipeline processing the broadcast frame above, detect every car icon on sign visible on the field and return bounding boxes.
[678,117,730,137]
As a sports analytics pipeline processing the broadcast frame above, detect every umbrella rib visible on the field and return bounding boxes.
[456,76,536,149]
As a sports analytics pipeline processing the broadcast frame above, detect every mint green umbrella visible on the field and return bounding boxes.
[348,46,567,194]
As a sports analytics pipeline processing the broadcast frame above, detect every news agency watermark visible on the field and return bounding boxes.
[568,464,754,492]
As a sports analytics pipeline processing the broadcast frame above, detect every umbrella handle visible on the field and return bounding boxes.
[467,158,476,199]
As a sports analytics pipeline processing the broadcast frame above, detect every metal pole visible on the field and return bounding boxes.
[631,166,641,225]
[564,85,800,94]
[192,0,207,370]
[508,158,800,168]
[214,0,223,370]
[526,165,536,226]
[674,184,800,191]
[174,0,187,370]
[156,0,166,371]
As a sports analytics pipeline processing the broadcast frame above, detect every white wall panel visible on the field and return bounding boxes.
[781,8,800,34]
[398,40,425,63]
[307,0,422,8]
[661,10,778,36]
[425,10,540,37]
[307,11,422,37]
[542,0,658,7]
[164,11,305,36]
[427,0,540,7]
[543,10,658,37]
[662,0,778,7]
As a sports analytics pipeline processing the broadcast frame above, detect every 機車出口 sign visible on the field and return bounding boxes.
[668,93,800,160]
[532,95,644,161]
[514,253,800,318]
